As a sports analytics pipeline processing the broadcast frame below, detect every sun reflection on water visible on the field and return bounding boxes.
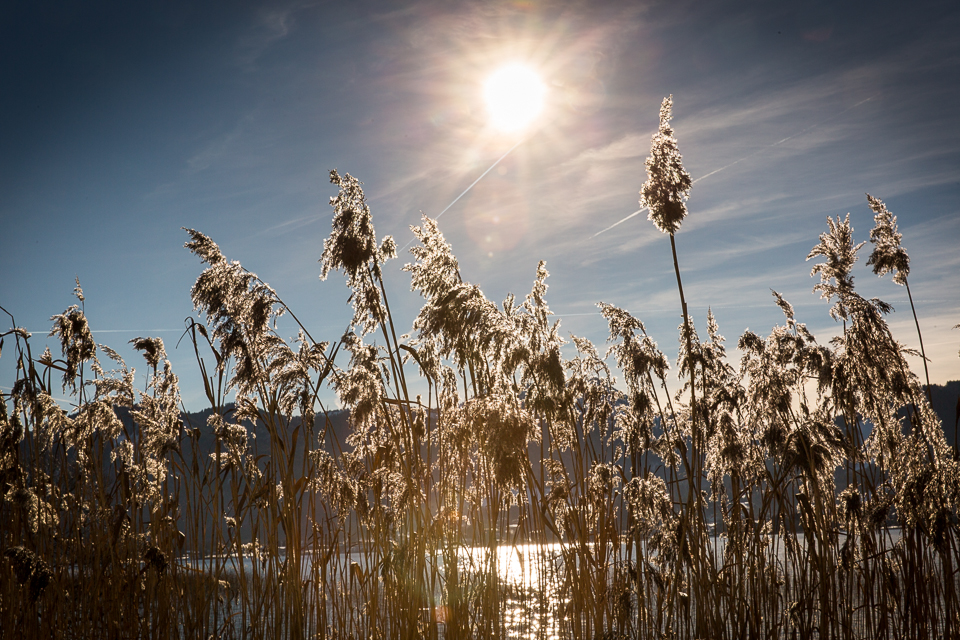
[457,542,567,640]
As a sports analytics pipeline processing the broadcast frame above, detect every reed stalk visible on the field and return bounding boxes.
[2,108,958,640]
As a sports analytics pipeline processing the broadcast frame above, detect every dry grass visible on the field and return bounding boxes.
[2,107,958,640]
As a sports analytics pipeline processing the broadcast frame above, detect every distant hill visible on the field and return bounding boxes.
[177,404,353,458]
[97,380,946,468]
[928,380,959,451]
[170,380,959,459]
[25,382,958,549]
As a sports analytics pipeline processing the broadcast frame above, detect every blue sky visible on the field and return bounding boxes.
[2,0,958,410]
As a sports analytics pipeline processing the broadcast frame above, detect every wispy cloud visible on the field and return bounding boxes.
[185,126,245,174]
[236,5,302,69]
[260,213,324,236]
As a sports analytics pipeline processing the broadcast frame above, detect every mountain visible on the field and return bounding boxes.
[928,380,960,451]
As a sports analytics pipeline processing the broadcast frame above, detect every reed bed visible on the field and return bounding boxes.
[2,97,958,639]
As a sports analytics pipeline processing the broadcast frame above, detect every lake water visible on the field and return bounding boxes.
[178,528,952,640]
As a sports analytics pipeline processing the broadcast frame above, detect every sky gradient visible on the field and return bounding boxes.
[2,0,958,410]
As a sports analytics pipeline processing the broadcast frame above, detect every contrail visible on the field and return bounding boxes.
[0,385,73,407]
[91,329,183,333]
[592,207,647,238]
[593,95,875,238]
[400,136,526,252]
[27,329,183,334]
[436,138,526,221]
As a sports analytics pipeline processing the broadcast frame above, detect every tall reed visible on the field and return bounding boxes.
[1,101,957,640]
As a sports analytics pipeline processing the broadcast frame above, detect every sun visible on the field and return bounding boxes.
[484,64,546,132]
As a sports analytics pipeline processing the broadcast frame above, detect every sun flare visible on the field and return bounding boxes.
[484,64,545,132]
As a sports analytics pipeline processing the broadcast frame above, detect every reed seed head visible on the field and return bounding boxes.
[865,193,910,285]
[640,95,692,235]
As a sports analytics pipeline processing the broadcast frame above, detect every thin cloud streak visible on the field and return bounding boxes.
[592,208,645,237]
[400,136,527,252]
[592,95,875,239]
[26,329,184,335]
[0,386,73,408]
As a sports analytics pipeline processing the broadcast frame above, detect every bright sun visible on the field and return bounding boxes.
[484,64,546,132]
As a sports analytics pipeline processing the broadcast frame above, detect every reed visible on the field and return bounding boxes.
[1,101,958,640]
